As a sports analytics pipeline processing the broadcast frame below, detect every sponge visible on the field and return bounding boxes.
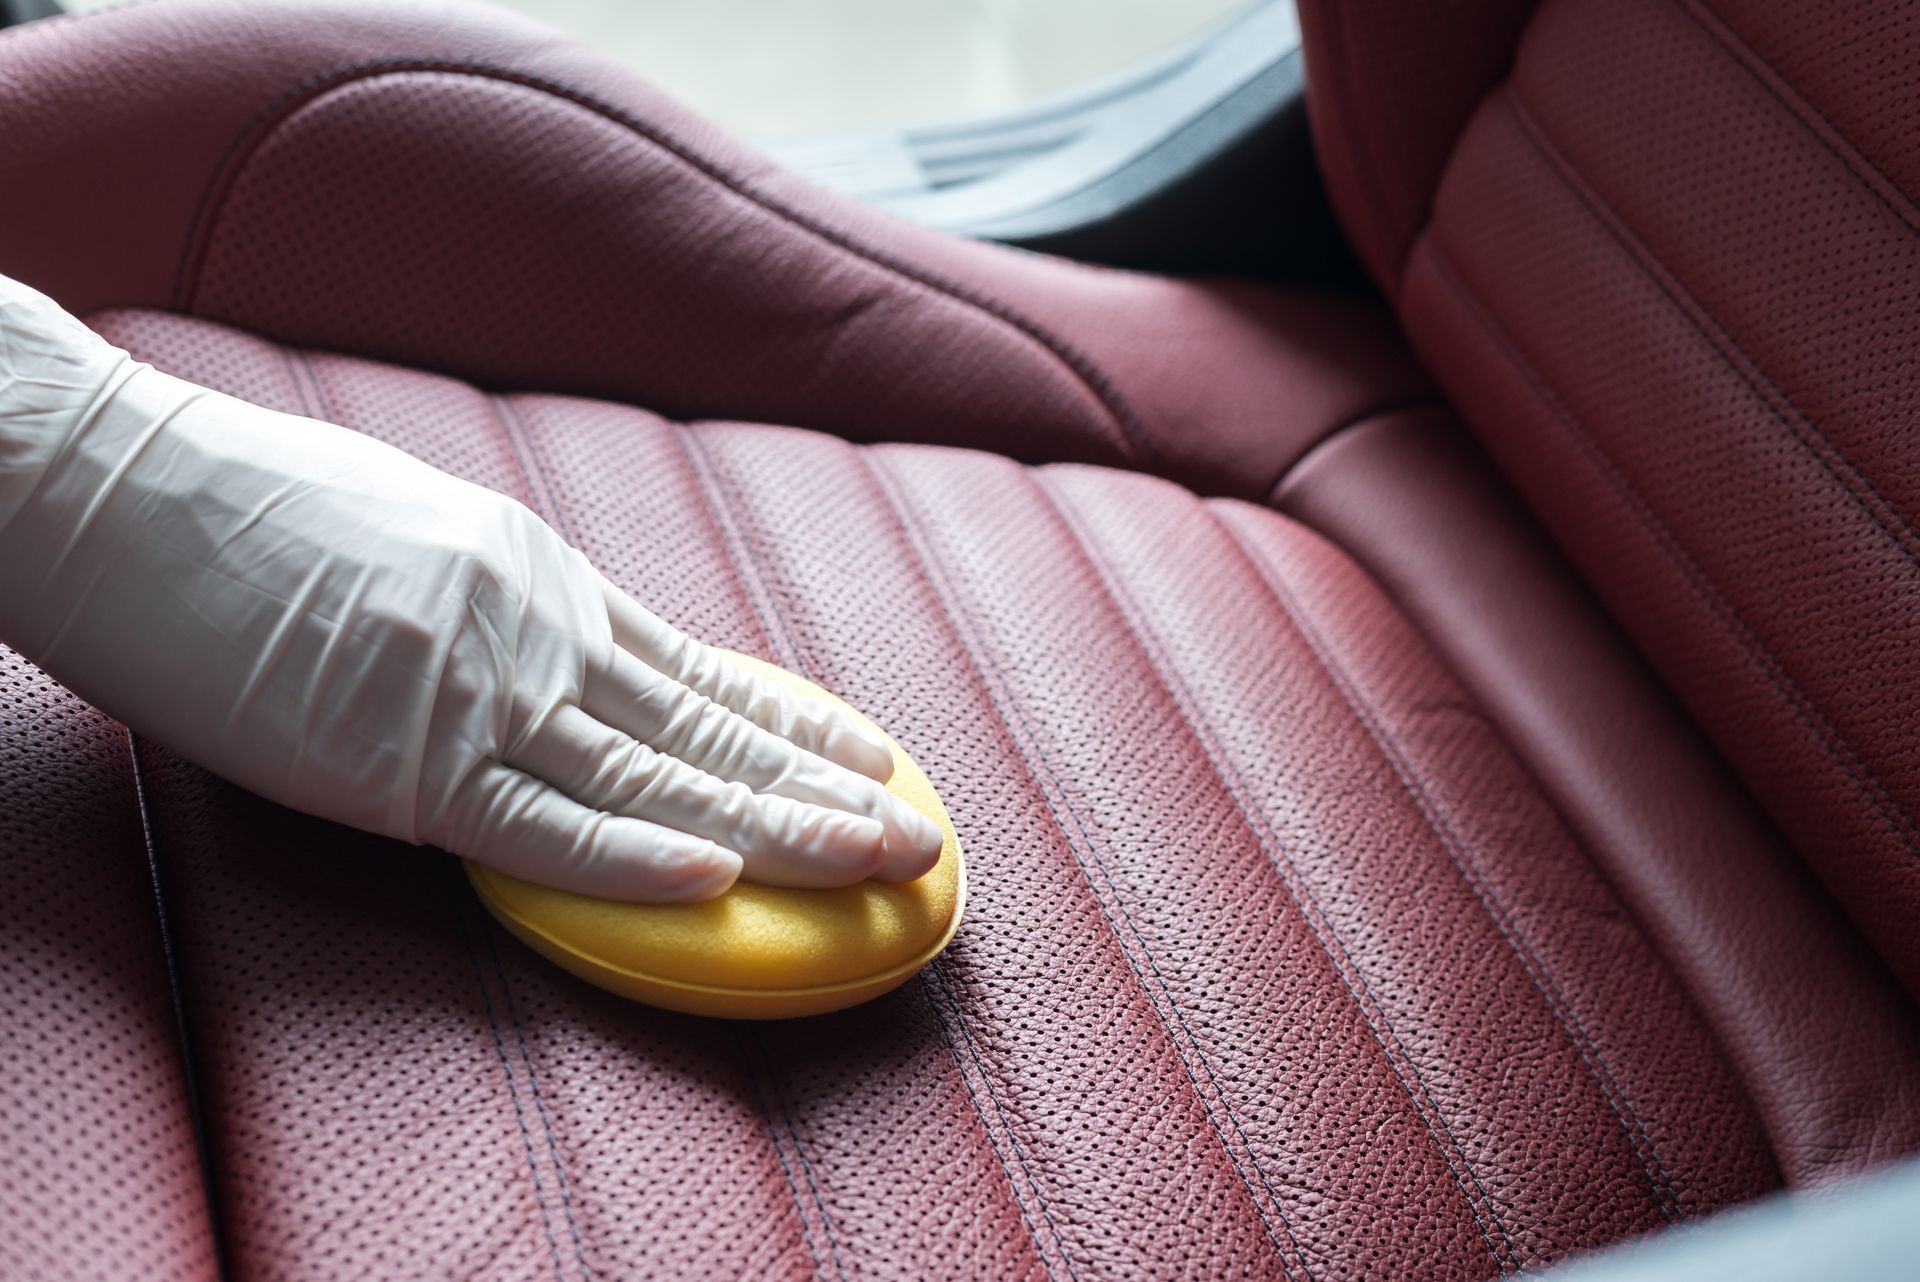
[466,652,965,1018]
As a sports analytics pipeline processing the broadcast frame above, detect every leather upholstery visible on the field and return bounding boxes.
[1300,0,1920,995]
[2,1,1917,1279]
[78,309,1782,1278]
[0,652,221,1282]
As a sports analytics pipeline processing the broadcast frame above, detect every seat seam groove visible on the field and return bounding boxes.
[1674,0,1920,235]
[1417,235,1920,859]
[524,412,836,1277]
[672,425,808,674]
[492,396,577,545]
[860,449,1322,1280]
[447,870,572,1282]
[675,425,1069,1281]
[272,343,323,421]
[1500,86,1920,567]
[744,1025,850,1282]
[1208,503,1685,1224]
[1029,470,1518,1272]
[920,965,1077,1282]
[479,912,595,1279]
[729,1024,837,1282]
[171,57,1154,468]
[126,732,233,1282]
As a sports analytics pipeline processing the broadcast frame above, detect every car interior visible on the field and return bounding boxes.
[2,0,1918,1278]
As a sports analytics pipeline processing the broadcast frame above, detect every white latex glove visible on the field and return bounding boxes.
[0,274,942,902]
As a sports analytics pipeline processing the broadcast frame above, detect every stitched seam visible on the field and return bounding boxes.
[1675,0,1920,234]
[449,873,570,1282]
[274,344,321,420]
[1028,470,1517,1272]
[171,57,1153,466]
[863,450,1323,1280]
[1418,238,1920,860]
[492,396,578,545]
[1501,88,1920,567]
[481,919,594,1278]
[126,733,233,1282]
[920,964,1075,1282]
[732,1025,835,1282]
[676,425,1070,1281]
[746,1026,849,1282]
[1210,505,1685,1224]
[294,350,336,422]
[672,426,810,672]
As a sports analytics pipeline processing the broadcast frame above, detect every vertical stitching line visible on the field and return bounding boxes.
[492,396,577,543]
[293,350,335,423]
[919,964,1075,1282]
[731,1025,834,1282]
[448,870,570,1282]
[1028,471,1518,1270]
[1211,504,1684,1223]
[273,344,321,420]
[747,1026,850,1282]
[663,424,847,1280]
[1676,0,1920,234]
[672,426,810,667]
[481,923,595,1278]
[676,423,1068,1280]
[1500,87,1920,564]
[1419,238,1920,861]
[860,450,1313,1280]
[463,393,594,1279]
[126,733,233,1282]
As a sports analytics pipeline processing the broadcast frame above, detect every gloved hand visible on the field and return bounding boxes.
[0,274,943,902]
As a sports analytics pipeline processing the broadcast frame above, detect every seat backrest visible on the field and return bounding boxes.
[1296,0,1920,992]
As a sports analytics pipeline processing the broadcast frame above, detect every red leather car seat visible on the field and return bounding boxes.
[2,2,1916,1279]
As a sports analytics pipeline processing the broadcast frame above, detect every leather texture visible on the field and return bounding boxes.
[87,309,1778,1279]
[1,0,1917,1278]
[1300,0,1920,996]
[0,651,221,1282]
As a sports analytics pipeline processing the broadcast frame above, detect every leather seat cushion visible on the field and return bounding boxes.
[77,309,1793,1280]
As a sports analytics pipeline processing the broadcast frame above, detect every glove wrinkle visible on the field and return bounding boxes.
[0,271,942,901]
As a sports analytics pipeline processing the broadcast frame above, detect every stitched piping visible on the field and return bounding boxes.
[449,873,572,1282]
[862,449,1324,1280]
[920,964,1078,1282]
[481,920,595,1279]
[498,401,850,1279]
[1501,88,1920,569]
[1207,501,1685,1224]
[742,1025,850,1282]
[170,56,1155,467]
[1026,470,1518,1273]
[1676,0,1920,236]
[673,424,1071,1282]
[731,1025,835,1281]
[1417,239,1920,862]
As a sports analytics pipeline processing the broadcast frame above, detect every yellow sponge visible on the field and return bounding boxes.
[466,652,965,1018]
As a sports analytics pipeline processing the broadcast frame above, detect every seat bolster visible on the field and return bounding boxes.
[1275,409,1920,1181]
[0,650,221,1282]
[0,0,1428,501]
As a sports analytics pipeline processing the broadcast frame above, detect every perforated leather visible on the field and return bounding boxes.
[63,308,1776,1280]
[1301,0,1920,995]
[3,0,1918,1277]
